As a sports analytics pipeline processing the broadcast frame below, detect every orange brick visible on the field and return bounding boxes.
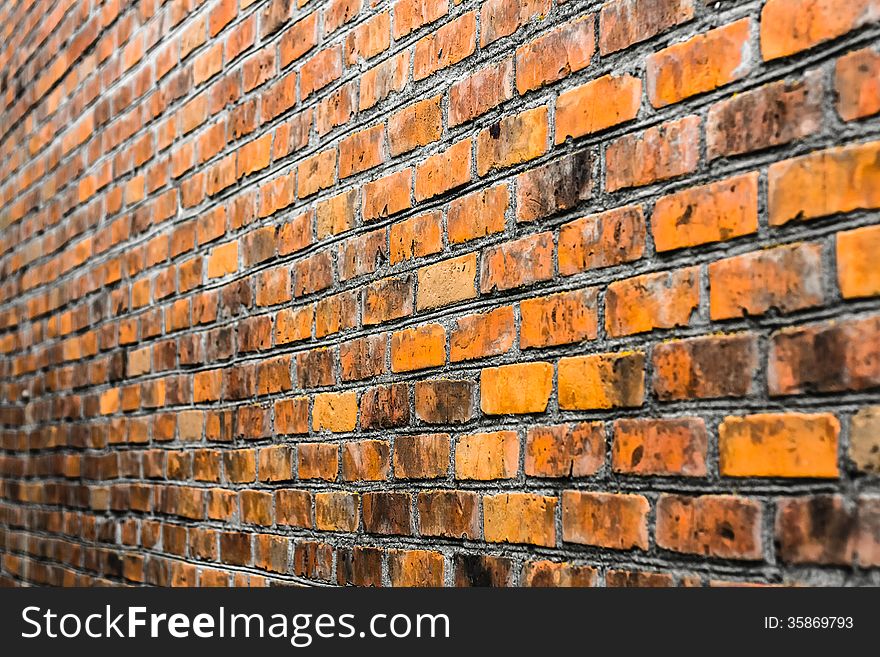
[455,431,519,480]
[388,95,442,155]
[416,254,477,310]
[208,242,238,278]
[389,212,442,263]
[316,189,357,239]
[520,288,598,349]
[476,106,548,175]
[483,493,557,547]
[558,205,645,275]
[297,148,336,198]
[558,352,645,410]
[480,362,553,414]
[515,15,594,94]
[647,19,752,107]
[606,115,700,191]
[312,392,358,432]
[837,224,880,298]
[761,0,878,61]
[449,58,513,126]
[342,439,390,481]
[414,138,472,201]
[708,243,824,320]
[768,141,880,226]
[562,491,649,549]
[413,11,476,80]
[605,267,700,337]
[447,184,508,243]
[339,125,384,178]
[450,306,515,362]
[480,232,553,293]
[836,47,880,121]
[653,173,758,251]
[390,324,446,372]
[363,168,412,220]
[275,306,313,344]
[555,75,642,143]
[719,413,840,478]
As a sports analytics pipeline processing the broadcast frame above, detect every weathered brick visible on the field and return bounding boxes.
[599,0,696,54]
[418,490,479,539]
[476,106,548,175]
[562,491,649,550]
[558,205,645,275]
[606,115,701,191]
[450,306,515,362]
[612,418,708,476]
[417,254,477,310]
[516,150,593,222]
[652,173,759,251]
[525,422,605,478]
[707,72,824,159]
[455,431,519,480]
[653,333,759,400]
[484,493,557,547]
[414,379,476,424]
[558,352,645,410]
[647,19,752,107]
[481,362,553,415]
[391,324,446,372]
[394,434,450,479]
[708,243,824,320]
[718,413,840,478]
[520,288,599,349]
[657,494,763,560]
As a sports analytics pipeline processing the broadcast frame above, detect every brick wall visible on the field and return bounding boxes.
[1,0,879,587]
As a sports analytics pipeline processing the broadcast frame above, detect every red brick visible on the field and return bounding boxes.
[708,243,824,320]
[656,494,763,560]
[525,422,605,478]
[612,418,708,476]
[647,19,752,107]
[562,491,649,550]
[558,205,645,275]
[449,58,513,127]
[515,15,594,94]
[652,173,759,251]
[653,333,759,400]
[599,0,695,54]
[606,115,700,191]
[413,12,476,80]
[836,47,880,121]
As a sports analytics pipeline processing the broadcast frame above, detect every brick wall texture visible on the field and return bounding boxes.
[1,0,880,588]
